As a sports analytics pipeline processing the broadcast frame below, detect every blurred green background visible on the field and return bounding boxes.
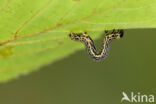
[0,29,155,104]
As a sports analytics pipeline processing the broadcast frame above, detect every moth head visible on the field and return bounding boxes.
[107,30,124,40]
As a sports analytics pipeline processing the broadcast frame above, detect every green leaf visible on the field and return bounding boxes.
[0,0,156,82]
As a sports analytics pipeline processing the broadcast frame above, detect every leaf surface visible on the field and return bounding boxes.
[0,0,156,82]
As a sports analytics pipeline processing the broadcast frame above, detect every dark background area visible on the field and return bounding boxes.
[0,29,155,104]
